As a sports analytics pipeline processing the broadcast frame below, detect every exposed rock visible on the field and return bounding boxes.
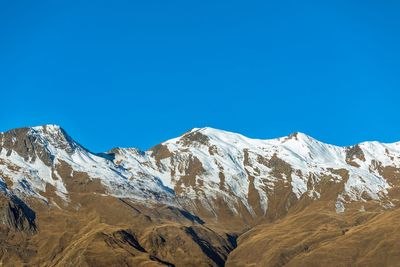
[0,194,36,234]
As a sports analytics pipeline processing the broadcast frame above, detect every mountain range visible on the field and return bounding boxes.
[1,125,400,266]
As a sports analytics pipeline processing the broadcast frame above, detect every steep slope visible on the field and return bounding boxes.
[0,125,239,266]
[111,127,400,225]
[0,193,236,266]
[0,125,400,266]
[0,125,175,203]
[226,205,400,267]
[2,125,399,221]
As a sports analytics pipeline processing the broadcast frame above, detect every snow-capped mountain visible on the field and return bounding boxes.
[0,125,175,203]
[111,127,400,218]
[1,125,400,220]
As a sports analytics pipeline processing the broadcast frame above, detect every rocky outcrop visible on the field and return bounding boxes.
[0,194,36,234]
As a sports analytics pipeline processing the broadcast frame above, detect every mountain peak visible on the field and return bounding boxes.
[31,124,63,133]
[28,124,77,150]
[185,127,319,147]
[286,131,317,142]
[181,127,252,145]
[0,125,83,164]
[189,127,227,134]
[1,124,66,141]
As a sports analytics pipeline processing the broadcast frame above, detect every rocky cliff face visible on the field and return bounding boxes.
[0,194,36,233]
[0,125,400,266]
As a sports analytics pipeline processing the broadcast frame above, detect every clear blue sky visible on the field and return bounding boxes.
[1,0,399,152]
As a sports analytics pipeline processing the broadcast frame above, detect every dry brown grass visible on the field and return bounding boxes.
[226,203,400,267]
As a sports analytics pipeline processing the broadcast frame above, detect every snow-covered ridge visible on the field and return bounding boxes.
[0,125,176,203]
[151,127,400,213]
[1,125,400,215]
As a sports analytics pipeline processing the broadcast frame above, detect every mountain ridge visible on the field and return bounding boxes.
[4,124,399,153]
[1,124,399,217]
[1,124,400,266]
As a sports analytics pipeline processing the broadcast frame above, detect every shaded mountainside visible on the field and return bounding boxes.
[0,125,400,266]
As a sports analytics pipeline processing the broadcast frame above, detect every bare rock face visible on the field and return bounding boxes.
[0,194,36,234]
[1,125,400,266]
